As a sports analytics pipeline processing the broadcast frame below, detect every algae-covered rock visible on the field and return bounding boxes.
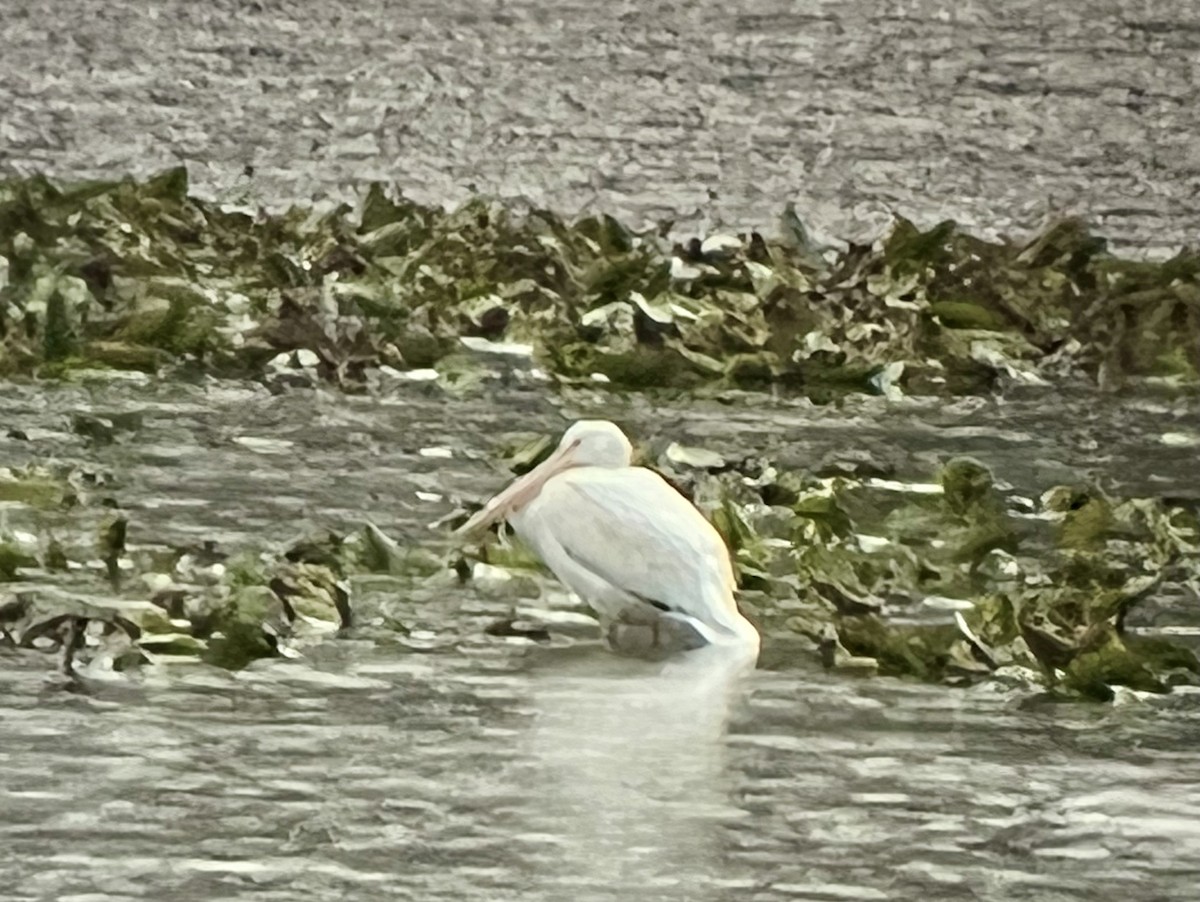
[3,169,1197,396]
[836,616,962,681]
[0,540,38,580]
[353,522,444,577]
[202,585,285,669]
[0,495,409,673]
[680,446,1198,699]
[0,466,69,509]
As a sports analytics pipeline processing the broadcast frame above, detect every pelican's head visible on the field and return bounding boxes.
[558,420,633,468]
[457,420,633,535]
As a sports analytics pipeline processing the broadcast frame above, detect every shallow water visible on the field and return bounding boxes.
[3,640,1200,901]
[3,377,1198,551]
[2,378,1200,900]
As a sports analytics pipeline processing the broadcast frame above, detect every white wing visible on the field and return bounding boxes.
[510,467,738,627]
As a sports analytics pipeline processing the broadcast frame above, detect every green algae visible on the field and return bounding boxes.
[4,420,1197,701]
[3,170,1197,396]
[453,432,1200,701]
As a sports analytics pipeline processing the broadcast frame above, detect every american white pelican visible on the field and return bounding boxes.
[457,420,760,658]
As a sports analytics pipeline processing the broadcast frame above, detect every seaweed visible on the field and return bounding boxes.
[3,170,1196,396]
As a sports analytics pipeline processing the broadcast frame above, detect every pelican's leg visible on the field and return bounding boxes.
[604,608,709,659]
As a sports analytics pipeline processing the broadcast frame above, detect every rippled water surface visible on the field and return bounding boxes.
[3,0,1199,254]
[2,380,1200,900]
[4,641,1200,902]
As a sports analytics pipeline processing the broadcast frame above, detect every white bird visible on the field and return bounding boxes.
[457,420,760,659]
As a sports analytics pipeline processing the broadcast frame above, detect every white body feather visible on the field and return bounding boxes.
[510,467,757,650]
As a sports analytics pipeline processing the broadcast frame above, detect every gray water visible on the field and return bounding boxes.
[3,0,1199,256]
[4,639,1200,901]
[2,379,1200,900]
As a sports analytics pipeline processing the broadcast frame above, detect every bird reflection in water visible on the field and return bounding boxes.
[519,645,755,899]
